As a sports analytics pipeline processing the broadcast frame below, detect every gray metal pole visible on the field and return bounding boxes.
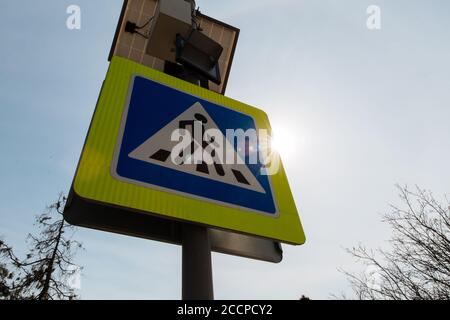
[182,223,214,300]
[178,66,214,300]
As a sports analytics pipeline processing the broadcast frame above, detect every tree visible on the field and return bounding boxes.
[0,239,21,299]
[0,194,83,300]
[342,185,450,300]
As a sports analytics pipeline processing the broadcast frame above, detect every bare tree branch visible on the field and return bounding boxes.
[341,185,450,300]
[0,194,83,300]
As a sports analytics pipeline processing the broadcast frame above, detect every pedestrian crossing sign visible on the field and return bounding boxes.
[69,57,305,245]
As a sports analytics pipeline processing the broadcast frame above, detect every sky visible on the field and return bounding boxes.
[0,0,449,299]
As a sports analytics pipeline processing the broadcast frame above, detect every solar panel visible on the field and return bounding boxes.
[109,0,239,94]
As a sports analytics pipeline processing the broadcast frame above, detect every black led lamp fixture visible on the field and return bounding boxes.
[175,29,223,85]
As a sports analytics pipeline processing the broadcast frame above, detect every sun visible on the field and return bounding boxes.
[270,121,306,163]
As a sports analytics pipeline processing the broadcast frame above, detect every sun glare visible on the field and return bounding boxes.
[270,122,306,163]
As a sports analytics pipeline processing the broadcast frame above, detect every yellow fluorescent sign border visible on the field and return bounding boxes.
[73,56,306,245]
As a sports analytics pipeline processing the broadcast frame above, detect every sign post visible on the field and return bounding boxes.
[182,223,214,300]
[179,65,215,301]
[64,0,306,300]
